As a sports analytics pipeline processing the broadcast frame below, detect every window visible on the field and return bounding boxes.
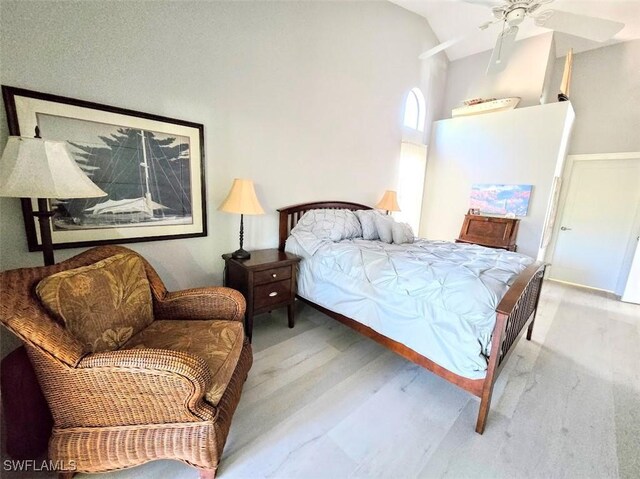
[403,87,426,132]
[395,141,427,233]
[397,87,428,232]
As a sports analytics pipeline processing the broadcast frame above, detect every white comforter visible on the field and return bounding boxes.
[286,237,533,379]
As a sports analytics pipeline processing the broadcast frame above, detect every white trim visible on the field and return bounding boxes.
[567,152,640,162]
[546,278,614,295]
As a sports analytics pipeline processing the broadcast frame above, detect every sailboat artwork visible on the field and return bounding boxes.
[52,127,193,230]
[5,86,206,249]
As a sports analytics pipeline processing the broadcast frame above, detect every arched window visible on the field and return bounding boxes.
[397,87,428,232]
[403,87,426,132]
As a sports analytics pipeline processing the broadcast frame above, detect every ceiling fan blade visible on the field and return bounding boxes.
[535,10,624,42]
[418,19,499,60]
[486,26,518,75]
[460,0,503,6]
[419,36,468,60]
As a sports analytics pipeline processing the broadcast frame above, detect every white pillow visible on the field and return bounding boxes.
[341,210,363,239]
[392,221,415,244]
[355,210,383,240]
[289,230,325,256]
[374,214,395,243]
[292,209,362,242]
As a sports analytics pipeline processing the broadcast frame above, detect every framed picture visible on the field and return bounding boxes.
[2,86,206,251]
[469,183,533,216]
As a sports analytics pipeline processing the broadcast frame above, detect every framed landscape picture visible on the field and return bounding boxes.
[2,86,206,251]
[469,183,533,216]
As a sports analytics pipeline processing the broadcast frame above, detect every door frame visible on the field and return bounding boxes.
[546,151,640,295]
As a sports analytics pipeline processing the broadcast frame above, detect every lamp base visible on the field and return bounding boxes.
[231,248,251,260]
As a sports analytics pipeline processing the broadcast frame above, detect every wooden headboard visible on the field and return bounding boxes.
[277,201,372,251]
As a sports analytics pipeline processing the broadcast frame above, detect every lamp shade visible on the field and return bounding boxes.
[375,190,401,212]
[219,178,265,215]
[0,136,107,199]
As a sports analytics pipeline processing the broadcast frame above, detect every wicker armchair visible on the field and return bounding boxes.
[0,246,253,479]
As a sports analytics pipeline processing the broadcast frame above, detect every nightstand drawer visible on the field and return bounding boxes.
[222,248,302,342]
[254,279,291,310]
[254,265,292,285]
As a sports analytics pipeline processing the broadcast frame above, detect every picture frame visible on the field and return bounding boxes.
[469,183,533,216]
[2,86,207,251]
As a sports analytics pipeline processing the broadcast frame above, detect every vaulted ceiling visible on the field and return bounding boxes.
[389,0,640,61]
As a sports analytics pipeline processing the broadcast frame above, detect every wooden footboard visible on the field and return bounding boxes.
[496,262,546,369]
[277,201,546,434]
[476,261,545,433]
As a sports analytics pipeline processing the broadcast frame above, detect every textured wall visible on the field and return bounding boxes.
[0,0,441,287]
[549,40,640,155]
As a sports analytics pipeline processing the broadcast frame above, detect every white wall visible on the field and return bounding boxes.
[419,102,574,259]
[544,41,640,295]
[439,33,554,119]
[549,40,640,155]
[420,56,449,141]
[0,1,442,289]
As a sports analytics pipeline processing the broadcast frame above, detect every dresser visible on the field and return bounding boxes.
[455,214,520,251]
[222,249,301,341]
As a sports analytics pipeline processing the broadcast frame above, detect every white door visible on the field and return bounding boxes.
[549,158,640,292]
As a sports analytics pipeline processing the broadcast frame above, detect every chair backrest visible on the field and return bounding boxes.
[0,246,168,367]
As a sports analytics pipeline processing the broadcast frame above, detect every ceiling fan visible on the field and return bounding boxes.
[419,0,625,74]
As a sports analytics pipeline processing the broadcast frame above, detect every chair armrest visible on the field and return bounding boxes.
[65,348,216,426]
[153,287,246,322]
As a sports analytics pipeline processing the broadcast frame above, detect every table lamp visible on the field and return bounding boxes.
[0,129,107,266]
[219,178,265,259]
[375,190,401,215]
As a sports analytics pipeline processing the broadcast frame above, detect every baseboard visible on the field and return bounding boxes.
[546,278,615,295]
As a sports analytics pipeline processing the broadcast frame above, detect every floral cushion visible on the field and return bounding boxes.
[36,253,153,353]
[123,319,244,406]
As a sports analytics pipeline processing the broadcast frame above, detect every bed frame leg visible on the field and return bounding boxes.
[526,271,544,341]
[525,297,541,341]
[476,310,509,434]
[526,319,535,341]
[475,386,493,434]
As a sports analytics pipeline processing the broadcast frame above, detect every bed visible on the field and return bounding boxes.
[278,201,545,434]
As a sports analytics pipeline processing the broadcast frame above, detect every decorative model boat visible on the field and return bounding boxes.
[452,97,521,118]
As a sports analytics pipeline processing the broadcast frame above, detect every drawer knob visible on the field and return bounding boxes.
[269,291,278,297]
[272,273,277,278]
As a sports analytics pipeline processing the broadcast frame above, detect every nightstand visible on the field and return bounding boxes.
[222,248,302,342]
